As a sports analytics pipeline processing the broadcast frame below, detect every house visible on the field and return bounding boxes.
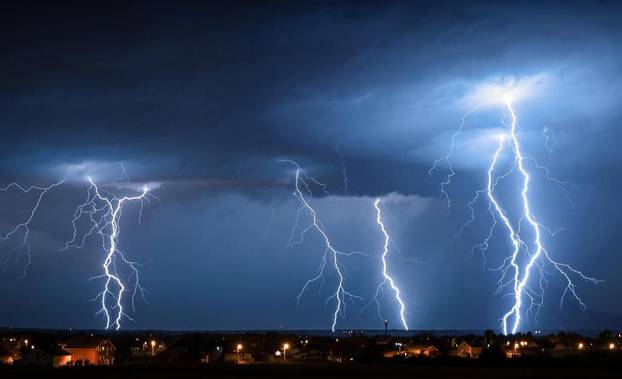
[504,342,522,358]
[407,344,440,357]
[383,346,405,358]
[199,347,223,364]
[131,339,167,357]
[161,337,223,364]
[59,338,116,366]
[384,344,440,358]
[520,341,543,356]
[552,343,578,358]
[0,345,16,365]
[293,345,328,362]
[17,346,72,367]
[450,341,482,358]
[328,338,372,362]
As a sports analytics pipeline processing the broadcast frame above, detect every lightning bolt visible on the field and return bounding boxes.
[335,144,349,196]
[523,127,579,209]
[429,106,480,211]
[432,95,600,335]
[62,174,156,330]
[495,100,600,335]
[282,160,413,331]
[0,179,65,276]
[282,160,366,332]
[370,198,408,330]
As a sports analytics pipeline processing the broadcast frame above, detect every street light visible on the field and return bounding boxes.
[151,340,156,356]
[282,343,290,363]
[609,343,615,350]
[236,344,243,364]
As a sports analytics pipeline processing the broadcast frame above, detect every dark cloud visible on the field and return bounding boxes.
[0,0,621,331]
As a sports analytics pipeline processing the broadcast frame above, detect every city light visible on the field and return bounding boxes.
[236,343,243,364]
[282,343,290,363]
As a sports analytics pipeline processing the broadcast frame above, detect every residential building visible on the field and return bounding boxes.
[59,338,116,366]
[18,346,71,367]
[450,341,482,358]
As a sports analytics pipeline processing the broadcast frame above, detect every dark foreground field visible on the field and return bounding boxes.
[2,362,622,379]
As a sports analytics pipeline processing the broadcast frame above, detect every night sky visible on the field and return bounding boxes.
[1,0,621,332]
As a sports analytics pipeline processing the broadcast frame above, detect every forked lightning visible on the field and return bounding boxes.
[430,86,600,335]
[62,175,156,330]
[0,179,65,276]
[283,160,409,331]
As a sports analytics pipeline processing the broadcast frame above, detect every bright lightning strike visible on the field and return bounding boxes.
[431,79,600,335]
[371,198,408,330]
[62,174,157,330]
[0,179,65,276]
[495,100,600,335]
[282,160,412,331]
[282,160,365,332]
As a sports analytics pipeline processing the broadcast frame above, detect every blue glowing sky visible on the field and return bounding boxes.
[0,1,621,331]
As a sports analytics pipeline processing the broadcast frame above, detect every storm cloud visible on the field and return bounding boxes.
[1,0,621,331]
